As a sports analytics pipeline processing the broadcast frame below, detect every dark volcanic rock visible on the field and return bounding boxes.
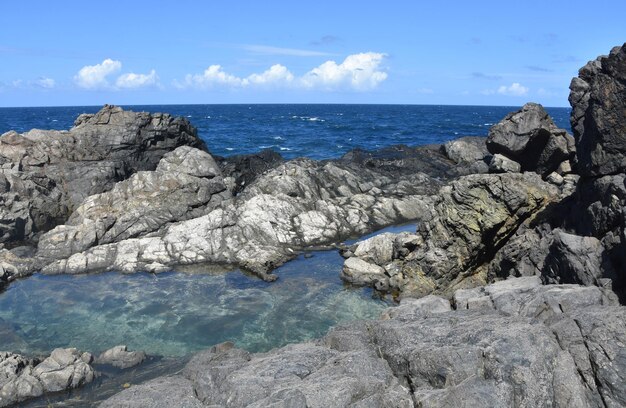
[570,43,626,176]
[101,277,626,407]
[216,149,284,195]
[0,105,204,246]
[486,102,575,176]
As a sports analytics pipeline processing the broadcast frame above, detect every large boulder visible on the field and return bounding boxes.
[570,43,626,176]
[101,277,626,407]
[0,105,204,246]
[486,102,575,176]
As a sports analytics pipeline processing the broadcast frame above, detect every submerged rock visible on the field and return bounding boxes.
[96,346,146,369]
[0,105,204,246]
[100,277,626,407]
[0,348,95,407]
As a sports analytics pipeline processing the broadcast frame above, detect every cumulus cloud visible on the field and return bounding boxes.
[246,64,294,86]
[497,83,529,96]
[300,52,388,91]
[74,58,122,89]
[115,69,159,89]
[177,52,388,92]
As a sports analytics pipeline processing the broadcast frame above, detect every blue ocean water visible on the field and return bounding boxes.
[0,104,571,160]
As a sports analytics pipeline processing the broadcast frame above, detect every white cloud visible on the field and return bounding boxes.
[246,64,294,86]
[300,52,388,91]
[176,52,389,92]
[180,65,245,88]
[497,82,529,96]
[74,58,122,89]
[115,69,159,89]
[35,77,55,89]
[243,45,335,57]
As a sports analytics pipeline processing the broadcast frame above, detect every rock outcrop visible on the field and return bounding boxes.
[101,277,626,407]
[0,105,204,246]
[341,172,563,296]
[570,43,626,176]
[486,102,575,177]
[0,348,95,407]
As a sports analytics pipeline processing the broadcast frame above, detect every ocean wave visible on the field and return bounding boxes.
[279,147,292,151]
[225,147,234,151]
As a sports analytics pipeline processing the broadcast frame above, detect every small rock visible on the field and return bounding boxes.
[489,153,521,173]
[546,171,564,186]
[96,345,146,369]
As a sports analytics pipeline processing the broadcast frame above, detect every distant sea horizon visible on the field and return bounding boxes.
[0,104,572,160]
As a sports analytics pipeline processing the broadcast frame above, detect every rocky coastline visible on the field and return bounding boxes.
[1,43,625,407]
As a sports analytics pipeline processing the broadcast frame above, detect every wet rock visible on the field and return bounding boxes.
[570,43,626,176]
[0,105,204,246]
[488,153,521,173]
[96,345,146,369]
[101,278,626,407]
[486,102,575,176]
[0,348,95,407]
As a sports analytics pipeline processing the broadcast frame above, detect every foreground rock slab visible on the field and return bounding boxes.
[100,277,625,407]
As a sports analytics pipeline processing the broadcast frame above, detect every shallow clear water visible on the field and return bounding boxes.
[0,104,571,160]
[0,225,414,358]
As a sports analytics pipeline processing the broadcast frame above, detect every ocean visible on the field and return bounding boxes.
[0,104,572,159]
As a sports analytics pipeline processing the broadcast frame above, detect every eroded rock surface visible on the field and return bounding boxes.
[0,105,203,246]
[0,348,95,407]
[101,277,626,407]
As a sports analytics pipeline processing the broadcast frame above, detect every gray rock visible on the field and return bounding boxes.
[341,173,560,296]
[569,43,626,176]
[96,345,146,369]
[98,376,205,408]
[486,102,575,176]
[488,153,521,173]
[0,105,204,246]
[101,278,626,407]
[0,348,95,407]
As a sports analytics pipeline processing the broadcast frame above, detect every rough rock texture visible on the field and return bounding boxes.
[569,43,626,176]
[0,348,94,407]
[341,172,561,296]
[0,105,203,246]
[33,157,438,280]
[101,277,626,407]
[95,345,146,369]
[486,102,575,176]
[441,136,490,175]
[488,153,521,173]
[215,149,284,195]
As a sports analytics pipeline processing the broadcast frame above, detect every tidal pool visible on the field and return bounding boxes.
[0,225,414,358]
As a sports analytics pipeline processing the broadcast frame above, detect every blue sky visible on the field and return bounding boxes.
[1,0,625,107]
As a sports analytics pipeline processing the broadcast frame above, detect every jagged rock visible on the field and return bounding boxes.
[216,149,284,195]
[442,136,490,174]
[30,156,438,280]
[341,173,560,296]
[570,43,626,176]
[96,345,146,369]
[0,105,204,246]
[543,229,615,287]
[0,348,95,407]
[488,153,521,173]
[486,102,575,176]
[36,146,230,266]
[101,278,626,407]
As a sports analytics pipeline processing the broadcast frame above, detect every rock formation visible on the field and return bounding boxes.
[0,105,203,246]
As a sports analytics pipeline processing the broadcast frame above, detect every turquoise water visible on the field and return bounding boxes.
[0,225,414,358]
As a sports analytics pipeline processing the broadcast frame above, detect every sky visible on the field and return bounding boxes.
[1,0,625,107]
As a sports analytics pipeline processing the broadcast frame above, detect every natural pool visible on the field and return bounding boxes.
[0,225,414,359]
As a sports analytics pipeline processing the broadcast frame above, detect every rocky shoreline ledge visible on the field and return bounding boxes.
[1,43,625,407]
